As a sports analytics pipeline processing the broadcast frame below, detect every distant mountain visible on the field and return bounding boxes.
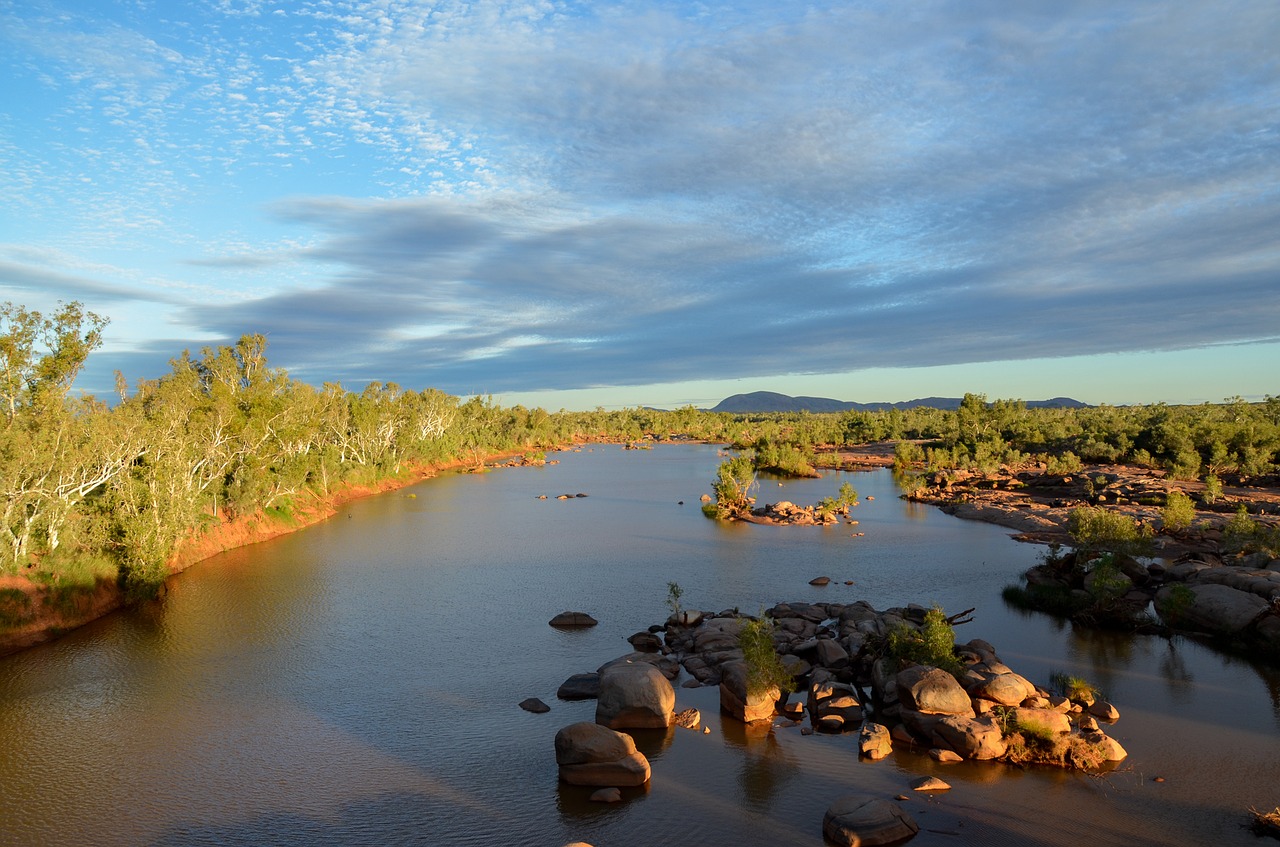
[709,391,1088,414]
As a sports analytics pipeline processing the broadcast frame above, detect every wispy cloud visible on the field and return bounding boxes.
[2,0,1278,401]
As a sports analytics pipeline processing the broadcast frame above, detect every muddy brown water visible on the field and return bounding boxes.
[1,444,1276,846]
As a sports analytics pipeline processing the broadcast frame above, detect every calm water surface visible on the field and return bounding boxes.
[1,444,1277,846]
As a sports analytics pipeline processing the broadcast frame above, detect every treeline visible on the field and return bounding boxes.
[2,301,1278,602]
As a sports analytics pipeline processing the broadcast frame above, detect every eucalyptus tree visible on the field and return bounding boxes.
[0,302,140,571]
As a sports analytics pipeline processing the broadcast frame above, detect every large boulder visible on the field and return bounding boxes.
[598,652,680,681]
[1156,583,1270,636]
[596,663,675,729]
[554,722,650,787]
[1009,707,1071,736]
[896,666,974,717]
[822,794,920,847]
[719,660,780,723]
[968,671,1037,707]
[933,715,1007,760]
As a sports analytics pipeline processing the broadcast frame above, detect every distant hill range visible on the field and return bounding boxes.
[709,391,1089,414]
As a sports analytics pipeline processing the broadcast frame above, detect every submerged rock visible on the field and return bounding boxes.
[550,611,598,628]
[823,794,920,847]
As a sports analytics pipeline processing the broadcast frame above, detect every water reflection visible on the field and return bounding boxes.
[719,720,798,814]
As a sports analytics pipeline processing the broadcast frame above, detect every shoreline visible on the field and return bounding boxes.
[0,450,529,658]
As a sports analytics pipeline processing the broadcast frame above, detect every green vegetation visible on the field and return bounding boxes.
[1223,506,1280,557]
[1202,473,1223,504]
[1156,583,1197,627]
[665,581,684,618]
[1161,490,1196,533]
[1002,582,1093,618]
[1067,507,1155,558]
[884,606,963,676]
[815,481,860,518]
[1048,671,1099,706]
[993,706,1108,770]
[706,455,757,519]
[738,616,792,698]
[3,297,1278,620]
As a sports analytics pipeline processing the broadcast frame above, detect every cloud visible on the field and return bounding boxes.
[6,0,1280,400]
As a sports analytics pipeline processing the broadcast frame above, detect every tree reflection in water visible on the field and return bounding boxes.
[720,718,798,814]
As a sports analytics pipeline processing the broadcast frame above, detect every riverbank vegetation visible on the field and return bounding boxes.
[2,300,1277,651]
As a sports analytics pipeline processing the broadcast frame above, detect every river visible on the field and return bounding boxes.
[0,444,1276,846]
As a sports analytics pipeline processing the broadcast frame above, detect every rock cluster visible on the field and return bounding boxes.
[661,600,1126,768]
[740,500,843,526]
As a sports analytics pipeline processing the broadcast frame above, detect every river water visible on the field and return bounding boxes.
[1,444,1276,846]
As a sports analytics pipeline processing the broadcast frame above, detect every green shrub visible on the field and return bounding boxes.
[885,606,963,676]
[665,581,683,618]
[1202,474,1223,505]
[1044,451,1083,475]
[1156,583,1196,626]
[1161,490,1195,533]
[738,617,792,697]
[1048,671,1099,705]
[1068,507,1154,557]
[1223,506,1280,556]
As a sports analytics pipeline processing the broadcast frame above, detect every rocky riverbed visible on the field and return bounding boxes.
[551,600,1130,846]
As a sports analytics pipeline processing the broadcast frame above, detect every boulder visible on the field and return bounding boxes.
[595,664,675,729]
[557,673,600,701]
[930,748,963,764]
[519,697,551,714]
[1156,584,1269,636]
[968,671,1036,707]
[859,722,893,760]
[1086,730,1128,762]
[550,611,598,628]
[554,722,651,787]
[674,708,701,729]
[896,666,974,717]
[814,637,851,670]
[627,631,663,653]
[1010,707,1071,736]
[911,776,951,792]
[719,660,780,723]
[822,795,920,847]
[933,715,1007,760]
[1088,700,1121,722]
[598,652,680,681]
[807,678,862,732]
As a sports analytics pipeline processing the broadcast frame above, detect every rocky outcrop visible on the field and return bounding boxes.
[654,600,1127,770]
[554,722,650,787]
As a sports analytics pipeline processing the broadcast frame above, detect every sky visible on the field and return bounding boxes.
[1,0,1277,410]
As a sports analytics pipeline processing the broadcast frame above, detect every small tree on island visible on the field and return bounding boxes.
[706,455,757,519]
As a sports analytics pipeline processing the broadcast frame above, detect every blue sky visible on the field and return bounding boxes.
[2,0,1277,410]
